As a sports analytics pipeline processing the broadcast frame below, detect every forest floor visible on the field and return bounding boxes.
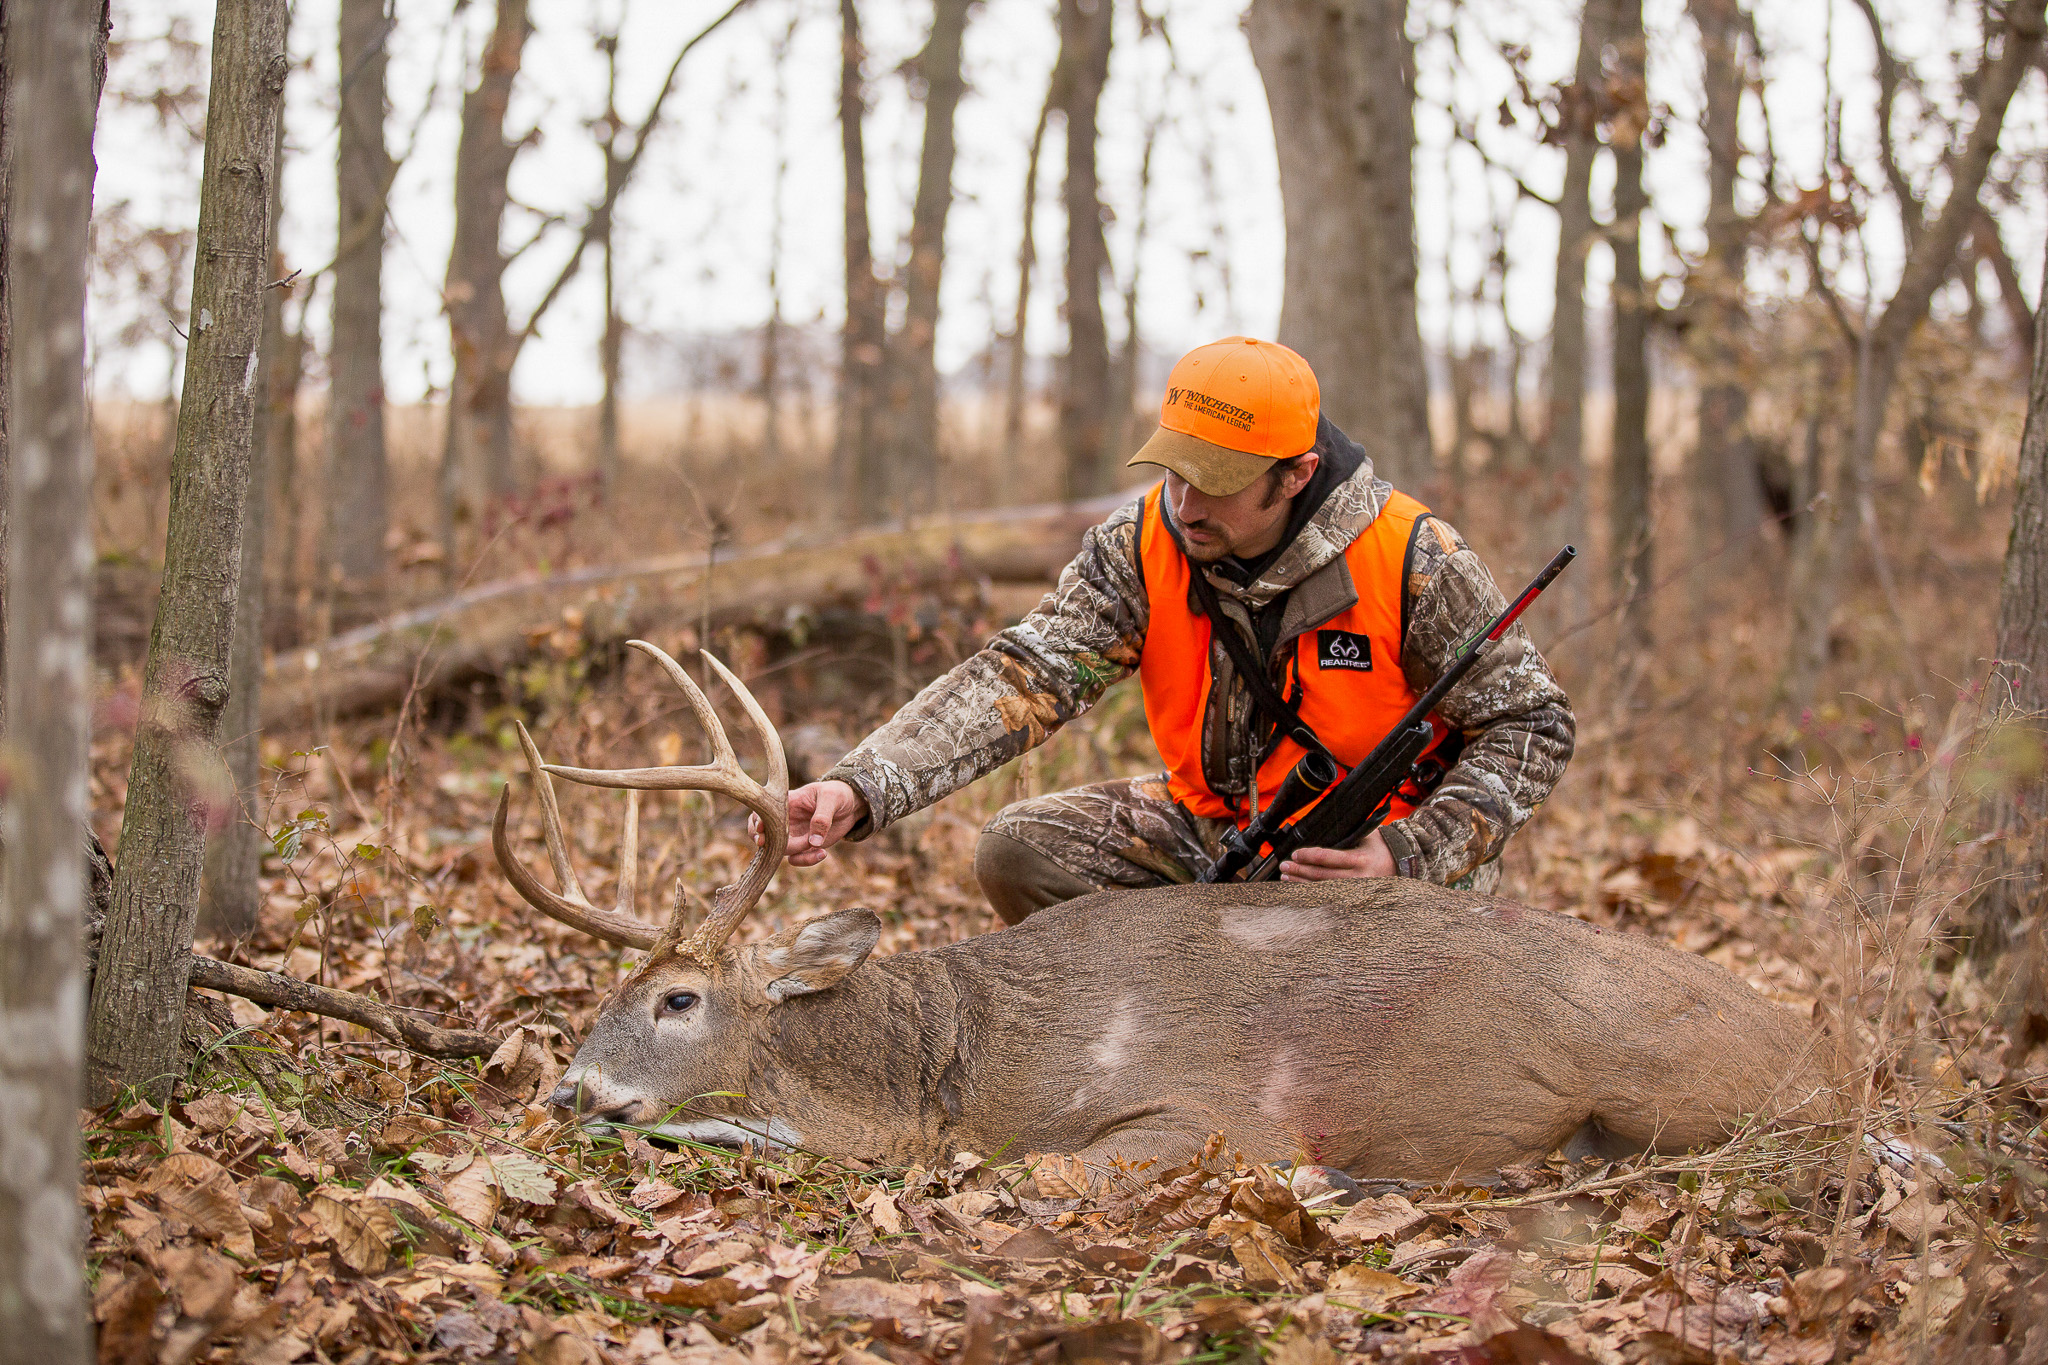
[75,475,2048,1365]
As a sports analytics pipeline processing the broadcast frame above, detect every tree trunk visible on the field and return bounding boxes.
[597,196,623,492]
[1056,0,1113,500]
[1245,0,1429,487]
[1536,0,1602,613]
[1978,235,2048,957]
[201,89,291,945]
[328,0,390,587]
[1686,0,1766,560]
[1002,83,1056,469]
[837,0,889,522]
[1607,0,1651,650]
[1784,0,2044,711]
[87,0,289,1105]
[2,0,105,1354]
[442,0,529,554]
[0,9,11,743]
[595,26,624,497]
[889,0,972,517]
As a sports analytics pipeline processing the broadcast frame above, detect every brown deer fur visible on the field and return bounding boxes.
[550,879,1827,1181]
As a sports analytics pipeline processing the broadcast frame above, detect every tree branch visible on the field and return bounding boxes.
[1802,226,1863,349]
[512,0,756,353]
[1848,0,1920,246]
[1871,0,2047,352]
[188,957,500,1059]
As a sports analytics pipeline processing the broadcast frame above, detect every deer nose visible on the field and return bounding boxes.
[547,1082,584,1112]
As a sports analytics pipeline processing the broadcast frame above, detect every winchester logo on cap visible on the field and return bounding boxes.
[1317,629,1372,671]
[1164,387,1257,433]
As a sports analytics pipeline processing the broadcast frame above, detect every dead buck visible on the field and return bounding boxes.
[495,642,1827,1183]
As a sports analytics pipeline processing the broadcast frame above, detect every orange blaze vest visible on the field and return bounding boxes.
[1136,483,1449,831]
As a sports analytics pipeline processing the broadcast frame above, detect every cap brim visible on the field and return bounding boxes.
[1126,426,1274,496]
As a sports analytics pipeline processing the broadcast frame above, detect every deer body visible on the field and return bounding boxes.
[498,644,1821,1184]
[556,882,1819,1179]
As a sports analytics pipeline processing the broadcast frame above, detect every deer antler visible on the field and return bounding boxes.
[493,641,789,964]
[492,724,658,950]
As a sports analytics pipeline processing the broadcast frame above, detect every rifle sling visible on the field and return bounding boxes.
[1187,566,1330,763]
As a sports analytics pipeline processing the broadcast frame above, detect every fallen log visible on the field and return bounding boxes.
[261,492,1130,725]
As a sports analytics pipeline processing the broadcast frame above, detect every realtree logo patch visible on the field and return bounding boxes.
[1317,630,1372,671]
[1165,387,1257,432]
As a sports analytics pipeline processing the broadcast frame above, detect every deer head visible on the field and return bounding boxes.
[492,640,879,1146]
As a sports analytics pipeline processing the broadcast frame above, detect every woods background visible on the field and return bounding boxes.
[4,0,2048,1359]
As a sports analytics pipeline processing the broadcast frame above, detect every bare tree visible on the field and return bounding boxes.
[1056,0,1113,499]
[1784,0,2045,709]
[1980,237,2048,957]
[1685,0,1767,553]
[87,0,289,1104]
[1245,0,1429,486]
[837,0,888,520]
[329,0,391,586]
[1535,0,1604,608]
[888,0,974,515]
[442,0,749,547]
[1001,77,1058,467]
[201,78,292,943]
[1607,0,1652,649]
[594,16,626,495]
[2,0,108,1354]
[441,0,531,550]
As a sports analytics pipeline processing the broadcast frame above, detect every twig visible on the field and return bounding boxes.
[188,956,498,1059]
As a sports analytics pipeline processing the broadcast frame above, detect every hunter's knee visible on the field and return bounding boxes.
[974,830,1097,925]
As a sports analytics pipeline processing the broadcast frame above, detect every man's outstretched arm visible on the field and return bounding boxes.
[1380,519,1577,884]
[780,499,1152,854]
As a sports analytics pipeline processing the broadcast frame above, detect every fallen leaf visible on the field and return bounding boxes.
[1327,1263,1423,1313]
[486,1152,557,1206]
[1446,1324,1602,1363]
[1027,1151,1094,1199]
[1214,1214,1302,1291]
[1332,1193,1430,1244]
[812,1274,935,1323]
[307,1185,401,1275]
[853,1185,905,1236]
[443,1158,502,1229]
[146,1152,255,1260]
[1897,1275,1967,1337]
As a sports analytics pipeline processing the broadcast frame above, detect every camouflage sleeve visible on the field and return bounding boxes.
[823,497,1151,836]
[1378,518,1576,885]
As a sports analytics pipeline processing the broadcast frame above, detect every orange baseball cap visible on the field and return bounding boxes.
[1127,336,1320,495]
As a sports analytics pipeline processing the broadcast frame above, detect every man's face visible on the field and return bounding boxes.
[1164,453,1320,563]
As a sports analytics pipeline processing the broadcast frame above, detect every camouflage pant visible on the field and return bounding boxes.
[973,773,1501,923]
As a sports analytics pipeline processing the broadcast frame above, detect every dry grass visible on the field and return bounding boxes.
[77,379,2048,1360]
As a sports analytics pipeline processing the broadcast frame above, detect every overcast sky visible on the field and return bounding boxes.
[92,0,2048,405]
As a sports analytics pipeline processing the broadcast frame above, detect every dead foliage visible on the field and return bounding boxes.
[80,462,2048,1362]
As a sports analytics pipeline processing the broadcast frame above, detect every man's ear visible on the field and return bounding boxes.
[758,908,881,1003]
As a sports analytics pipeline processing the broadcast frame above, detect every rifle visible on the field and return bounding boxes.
[1202,545,1577,884]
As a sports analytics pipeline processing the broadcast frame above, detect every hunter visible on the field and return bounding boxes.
[761,337,1576,921]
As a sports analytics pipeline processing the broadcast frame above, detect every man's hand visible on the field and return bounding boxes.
[751,780,868,867]
[1278,830,1395,881]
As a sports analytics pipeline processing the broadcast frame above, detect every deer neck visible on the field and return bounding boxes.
[740,952,974,1165]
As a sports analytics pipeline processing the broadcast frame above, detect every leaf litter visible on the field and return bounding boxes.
[79,585,2048,1362]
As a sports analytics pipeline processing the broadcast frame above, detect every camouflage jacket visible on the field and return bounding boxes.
[825,436,1576,885]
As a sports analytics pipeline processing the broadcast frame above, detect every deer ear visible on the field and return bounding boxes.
[759,908,881,1003]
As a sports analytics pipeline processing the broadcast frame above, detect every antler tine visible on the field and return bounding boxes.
[616,789,640,917]
[516,721,587,905]
[490,786,658,950]
[540,641,789,961]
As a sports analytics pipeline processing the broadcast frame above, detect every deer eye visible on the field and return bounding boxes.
[661,991,699,1015]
